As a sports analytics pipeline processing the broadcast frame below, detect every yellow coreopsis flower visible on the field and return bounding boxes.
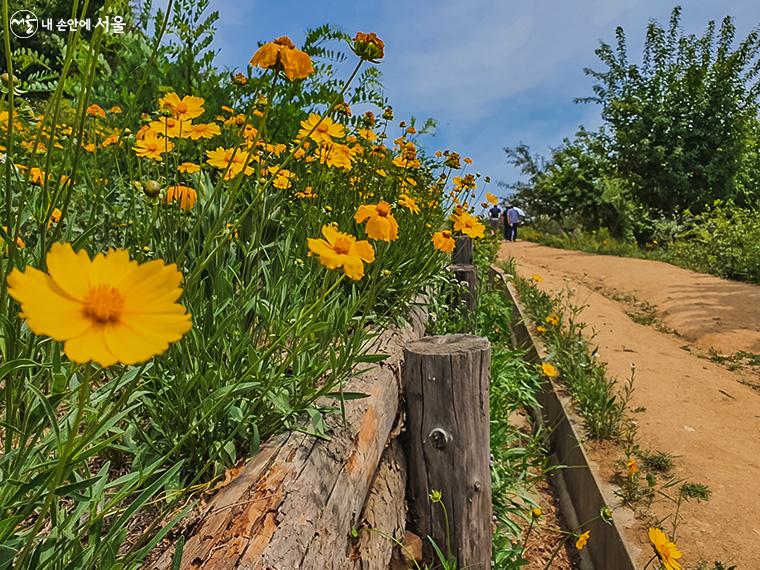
[295,186,316,199]
[298,113,345,144]
[7,243,192,367]
[531,274,543,283]
[48,208,62,228]
[250,36,314,81]
[536,325,547,334]
[316,142,354,170]
[541,362,560,379]
[101,133,120,148]
[269,167,295,189]
[432,230,455,253]
[166,185,197,210]
[648,528,682,570]
[627,457,639,476]
[398,194,420,214]
[486,192,498,205]
[85,104,106,118]
[28,167,46,186]
[357,128,377,141]
[133,131,174,161]
[205,146,254,179]
[355,201,399,242]
[159,92,205,121]
[575,530,590,550]
[22,140,48,154]
[307,225,375,280]
[148,117,192,139]
[178,162,201,174]
[186,122,221,140]
[545,313,560,326]
[451,211,485,238]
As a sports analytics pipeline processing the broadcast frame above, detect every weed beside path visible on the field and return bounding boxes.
[500,240,760,569]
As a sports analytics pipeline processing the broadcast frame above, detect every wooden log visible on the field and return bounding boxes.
[402,335,492,569]
[351,440,407,570]
[452,236,473,265]
[147,305,427,570]
[449,264,478,313]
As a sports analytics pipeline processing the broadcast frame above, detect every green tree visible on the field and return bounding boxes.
[505,128,641,239]
[579,6,760,214]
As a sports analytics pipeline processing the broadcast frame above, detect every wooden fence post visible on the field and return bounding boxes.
[403,334,492,569]
[449,264,478,313]
[453,236,473,265]
[450,236,478,313]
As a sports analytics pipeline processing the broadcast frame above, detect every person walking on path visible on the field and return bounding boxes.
[488,203,502,234]
[504,205,521,241]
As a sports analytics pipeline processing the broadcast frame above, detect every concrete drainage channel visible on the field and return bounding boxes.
[490,265,638,570]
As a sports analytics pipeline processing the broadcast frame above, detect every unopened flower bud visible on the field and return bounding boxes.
[352,32,384,61]
[143,179,162,198]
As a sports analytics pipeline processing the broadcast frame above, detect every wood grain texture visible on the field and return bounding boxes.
[452,236,473,265]
[402,334,492,569]
[351,440,407,570]
[449,264,478,313]
[147,304,426,570]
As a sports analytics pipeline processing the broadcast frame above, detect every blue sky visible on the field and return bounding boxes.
[190,0,758,196]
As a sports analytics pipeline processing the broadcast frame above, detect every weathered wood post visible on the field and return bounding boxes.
[452,236,473,265]
[450,236,478,313]
[403,334,492,569]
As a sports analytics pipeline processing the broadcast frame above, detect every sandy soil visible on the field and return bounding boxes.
[499,241,760,569]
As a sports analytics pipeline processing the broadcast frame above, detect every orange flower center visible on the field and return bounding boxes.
[442,230,451,238]
[176,102,188,114]
[332,236,352,255]
[274,36,296,49]
[317,123,330,133]
[376,202,391,217]
[83,285,125,323]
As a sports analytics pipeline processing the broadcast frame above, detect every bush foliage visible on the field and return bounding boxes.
[505,5,760,279]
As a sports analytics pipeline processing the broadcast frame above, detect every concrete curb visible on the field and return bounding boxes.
[489,265,639,570]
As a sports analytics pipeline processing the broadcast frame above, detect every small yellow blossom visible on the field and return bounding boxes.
[299,114,345,144]
[541,362,560,379]
[133,131,174,161]
[307,225,375,280]
[432,230,455,253]
[575,530,589,550]
[648,528,682,570]
[355,201,399,242]
[451,211,485,238]
[159,92,205,121]
[166,185,197,210]
[178,162,201,174]
[250,36,314,80]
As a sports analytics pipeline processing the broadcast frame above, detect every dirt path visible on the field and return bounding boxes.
[498,241,760,568]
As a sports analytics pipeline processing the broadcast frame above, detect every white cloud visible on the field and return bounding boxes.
[377,0,646,121]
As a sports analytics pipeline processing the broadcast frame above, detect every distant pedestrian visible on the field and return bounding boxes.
[488,203,502,233]
[504,205,521,242]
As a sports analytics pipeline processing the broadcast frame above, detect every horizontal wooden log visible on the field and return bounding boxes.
[147,304,426,570]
